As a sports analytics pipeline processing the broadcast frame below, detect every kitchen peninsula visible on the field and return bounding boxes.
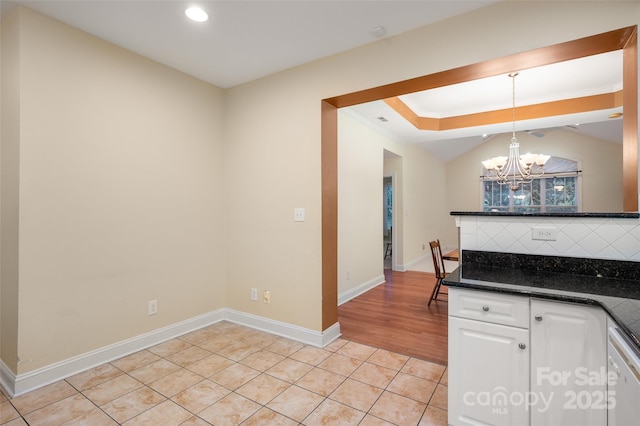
[444,211,640,426]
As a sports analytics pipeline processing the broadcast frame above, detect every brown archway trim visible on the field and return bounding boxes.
[384,91,622,131]
[321,26,638,330]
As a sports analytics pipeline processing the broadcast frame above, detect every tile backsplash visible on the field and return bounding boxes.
[458,216,640,262]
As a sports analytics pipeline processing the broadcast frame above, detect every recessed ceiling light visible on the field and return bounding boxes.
[609,112,623,119]
[185,6,208,22]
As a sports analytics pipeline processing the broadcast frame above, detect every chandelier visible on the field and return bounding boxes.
[482,72,550,191]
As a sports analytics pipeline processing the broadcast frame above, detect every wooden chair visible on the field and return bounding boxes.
[384,227,392,259]
[428,239,448,305]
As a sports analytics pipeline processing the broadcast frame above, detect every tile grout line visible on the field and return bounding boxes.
[3,324,448,425]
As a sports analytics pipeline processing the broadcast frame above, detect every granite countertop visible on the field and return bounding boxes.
[449,211,640,218]
[443,261,640,353]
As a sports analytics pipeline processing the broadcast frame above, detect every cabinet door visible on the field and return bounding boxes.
[449,316,530,426]
[530,299,607,426]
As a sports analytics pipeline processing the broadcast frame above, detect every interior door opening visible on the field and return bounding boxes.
[383,176,393,269]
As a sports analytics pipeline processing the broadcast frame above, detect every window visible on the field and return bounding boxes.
[483,157,579,213]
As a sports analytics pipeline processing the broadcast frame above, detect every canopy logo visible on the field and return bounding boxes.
[462,367,617,415]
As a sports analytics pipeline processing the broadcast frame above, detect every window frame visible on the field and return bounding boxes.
[482,171,581,213]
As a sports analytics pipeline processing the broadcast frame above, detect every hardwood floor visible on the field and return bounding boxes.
[338,269,449,365]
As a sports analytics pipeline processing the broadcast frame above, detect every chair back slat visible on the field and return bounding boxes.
[429,239,446,280]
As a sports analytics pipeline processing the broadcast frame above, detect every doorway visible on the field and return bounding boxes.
[383,176,393,269]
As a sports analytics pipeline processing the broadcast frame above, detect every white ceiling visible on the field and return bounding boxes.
[1,0,624,162]
[1,0,496,88]
[348,50,624,162]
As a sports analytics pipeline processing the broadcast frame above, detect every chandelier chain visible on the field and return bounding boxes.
[511,72,517,140]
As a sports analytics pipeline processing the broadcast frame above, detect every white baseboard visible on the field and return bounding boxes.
[403,254,429,271]
[3,309,341,398]
[337,274,385,305]
[222,309,341,348]
[0,359,16,398]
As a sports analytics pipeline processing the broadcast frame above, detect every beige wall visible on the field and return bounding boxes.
[222,65,325,330]
[3,8,226,374]
[1,1,639,376]
[0,19,2,369]
[380,133,452,263]
[224,0,638,332]
[1,9,21,373]
[338,111,385,296]
[446,130,623,216]
[337,109,454,298]
[395,143,453,259]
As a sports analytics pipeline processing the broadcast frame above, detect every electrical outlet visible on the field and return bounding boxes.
[148,300,158,316]
[264,290,271,304]
[346,270,350,280]
[532,227,557,241]
[251,288,258,301]
[294,208,305,222]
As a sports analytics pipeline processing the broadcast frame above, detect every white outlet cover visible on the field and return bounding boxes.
[294,208,305,222]
[531,227,558,241]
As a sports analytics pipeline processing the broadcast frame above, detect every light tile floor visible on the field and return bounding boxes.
[0,321,448,425]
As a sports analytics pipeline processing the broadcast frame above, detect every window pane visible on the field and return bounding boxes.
[482,156,579,213]
[484,181,511,211]
[513,182,532,207]
[500,184,509,206]
[483,176,577,212]
[545,176,577,211]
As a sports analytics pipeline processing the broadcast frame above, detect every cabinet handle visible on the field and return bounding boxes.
[518,343,527,350]
[535,315,543,321]
[482,305,490,312]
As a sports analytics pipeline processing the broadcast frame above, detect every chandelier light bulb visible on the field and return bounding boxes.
[535,155,550,166]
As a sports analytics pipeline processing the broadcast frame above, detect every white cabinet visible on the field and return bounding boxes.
[449,288,530,426]
[449,316,529,426]
[530,299,607,426]
[449,288,530,328]
[449,288,608,426]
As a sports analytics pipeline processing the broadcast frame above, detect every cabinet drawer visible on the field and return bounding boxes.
[449,288,529,328]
